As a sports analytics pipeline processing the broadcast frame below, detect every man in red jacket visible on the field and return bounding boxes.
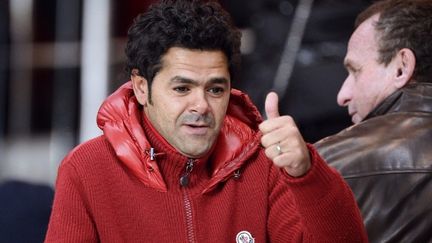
[45,0,367,242]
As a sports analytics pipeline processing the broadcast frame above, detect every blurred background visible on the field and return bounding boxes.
[0,0,372,241]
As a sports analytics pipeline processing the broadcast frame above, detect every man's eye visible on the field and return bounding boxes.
[174,87,190,93]
[208,87,225,95]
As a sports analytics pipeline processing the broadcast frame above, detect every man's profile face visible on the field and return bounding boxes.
[139,47,231,158]
[337,14,399,124]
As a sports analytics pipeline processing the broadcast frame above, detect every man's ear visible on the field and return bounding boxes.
[131,69,149,106]
[394,48,416,88]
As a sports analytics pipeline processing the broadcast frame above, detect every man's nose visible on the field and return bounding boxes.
[190,90,210,114]
[337,77,353,107]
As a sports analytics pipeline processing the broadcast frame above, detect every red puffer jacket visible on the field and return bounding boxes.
[45,81,367,242]
[97,81,264,193]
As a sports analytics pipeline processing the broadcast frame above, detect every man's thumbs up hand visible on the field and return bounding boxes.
[265,92,280,119]
[259,92,311,177]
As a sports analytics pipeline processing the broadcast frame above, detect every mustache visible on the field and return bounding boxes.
[181,113,214,126]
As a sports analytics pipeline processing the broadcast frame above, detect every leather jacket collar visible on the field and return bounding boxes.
[365,82,432,119]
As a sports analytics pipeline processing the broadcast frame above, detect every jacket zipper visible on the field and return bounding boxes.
[180,159,196,243]
[180,159,194,187]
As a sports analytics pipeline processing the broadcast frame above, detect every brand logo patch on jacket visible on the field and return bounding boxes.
[236,231,255,243]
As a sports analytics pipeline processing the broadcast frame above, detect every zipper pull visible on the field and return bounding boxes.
[150,148,156,160]
[180,159,195,187]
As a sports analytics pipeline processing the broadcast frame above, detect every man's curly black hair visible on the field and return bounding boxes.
[125,0,242,89]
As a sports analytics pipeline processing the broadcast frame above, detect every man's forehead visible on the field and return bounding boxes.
[350,14,379,45]
[346,15,380,62]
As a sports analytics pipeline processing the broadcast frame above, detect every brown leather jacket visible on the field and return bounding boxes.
[315,82,432,243]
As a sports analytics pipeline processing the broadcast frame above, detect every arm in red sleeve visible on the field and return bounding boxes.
[267,144,368,242]
[45,162,98,243]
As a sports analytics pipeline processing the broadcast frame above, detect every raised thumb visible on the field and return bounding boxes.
[265,92,280,119]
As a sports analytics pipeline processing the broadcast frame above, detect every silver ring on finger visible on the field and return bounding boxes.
[275,143,282,155]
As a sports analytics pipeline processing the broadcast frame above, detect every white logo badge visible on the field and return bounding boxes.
[236,230,255,243]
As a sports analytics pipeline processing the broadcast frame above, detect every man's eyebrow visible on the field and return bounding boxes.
[208,77,229,85]
[170,76,196,84]
[170,76,229,85]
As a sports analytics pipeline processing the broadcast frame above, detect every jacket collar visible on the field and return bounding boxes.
[365,82,432,120]
[96,81,263,193]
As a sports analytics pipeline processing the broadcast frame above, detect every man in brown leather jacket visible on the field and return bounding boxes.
[315,0,432,242]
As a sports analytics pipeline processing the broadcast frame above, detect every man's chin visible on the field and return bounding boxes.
[351,115,362,124]
[180,149,210,159]
[177,142,214,158]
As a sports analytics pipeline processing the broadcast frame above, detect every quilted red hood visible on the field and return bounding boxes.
[97,81,263,193]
